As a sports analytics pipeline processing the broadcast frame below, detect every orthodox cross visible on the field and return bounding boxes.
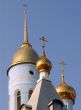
[60,60,66,70]
[23,4,28,14]
[39,36,48,52]
[59,60,66,78]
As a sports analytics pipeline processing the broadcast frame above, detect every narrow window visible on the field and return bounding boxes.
[17,91,21,110]
[29,90,33,99]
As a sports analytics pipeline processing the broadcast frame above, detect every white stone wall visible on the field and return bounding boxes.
[63,99,73,110]
[8,64,39,110]
[40,71,49,80]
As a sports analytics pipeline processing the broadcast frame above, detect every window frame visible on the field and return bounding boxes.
[16,90,21,110]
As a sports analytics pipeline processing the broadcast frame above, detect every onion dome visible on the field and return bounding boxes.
[56,75,76,103]
[36,37,52,73]
[8,13,39,72]
[11,43,39,66]
[36,51,52,73]
[56,61,76,104]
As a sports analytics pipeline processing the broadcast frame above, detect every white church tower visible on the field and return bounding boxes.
[7,13,39,110]
[56,61,76,110]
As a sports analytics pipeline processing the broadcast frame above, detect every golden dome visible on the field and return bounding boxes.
[8,13,39,72]
[36,51,52,73]
[56,74,76,103]
[11,43,39,66]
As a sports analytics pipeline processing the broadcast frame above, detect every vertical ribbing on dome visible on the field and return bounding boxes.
[24,13,29,43]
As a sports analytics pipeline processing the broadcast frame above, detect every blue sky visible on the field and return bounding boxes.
[0,0,81,110]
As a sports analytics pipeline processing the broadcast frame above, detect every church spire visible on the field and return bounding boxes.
[24,10,29,44]
[21,6,32,47]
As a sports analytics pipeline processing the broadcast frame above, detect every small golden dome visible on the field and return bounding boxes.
[36,51,52,73]
[56,74,76,103]
[11,43,39,66]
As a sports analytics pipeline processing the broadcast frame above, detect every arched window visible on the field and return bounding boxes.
[17,91,21,110]
[28,89,33,100]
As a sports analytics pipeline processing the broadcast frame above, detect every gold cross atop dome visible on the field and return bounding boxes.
[56,61,76,103]
[59,60,66,83]
[36,36,52,73]
[39,36,48,56]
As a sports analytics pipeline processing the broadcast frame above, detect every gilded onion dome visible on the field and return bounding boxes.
[36,51,52,73]
[11,43,39,66]
[36,37,52,73]
[8,13,39,71]
[56,61,76,104]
